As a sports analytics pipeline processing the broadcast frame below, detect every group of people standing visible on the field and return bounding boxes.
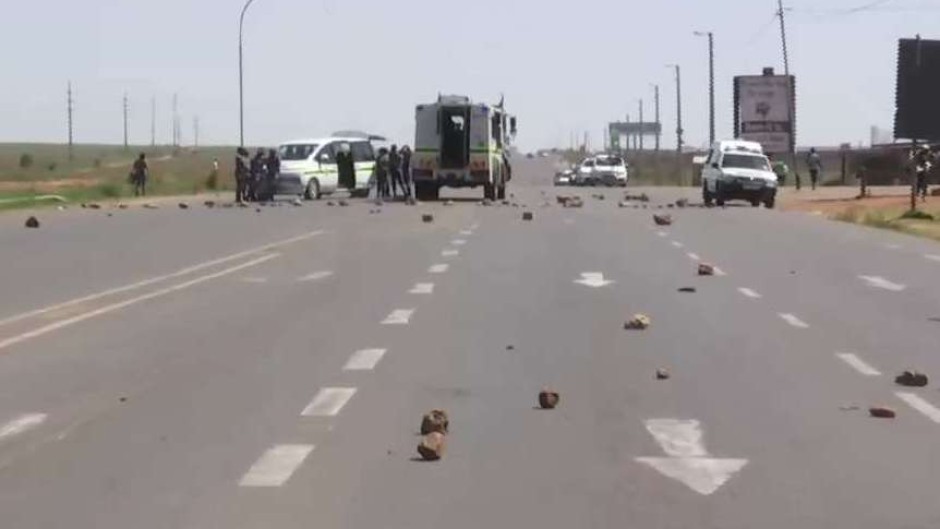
[372,144,412,200]
[235,148,280,203]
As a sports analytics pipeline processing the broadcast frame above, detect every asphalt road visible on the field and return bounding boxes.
[1,156,940,528]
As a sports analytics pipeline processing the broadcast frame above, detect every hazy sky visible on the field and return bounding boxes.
[1,0,937,151]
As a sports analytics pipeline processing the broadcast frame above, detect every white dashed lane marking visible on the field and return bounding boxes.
[712,266,727,277]
[239,444,315,487]
[835,353,882,376]
[657,231,668,237]
[778,313,809,328]
[0,413,47,441]
[687,252,701,261]
[381,309,414,325]
[343,349,387,371]
[451,239,467,246]
[441,249,459,257]
[737,288,762,299]
[298,271,333,282]
[459,230,473,236]
[428,264,449,274]
[409,283,434,294]
[926,254,940,263]
[858,275,906,292]
[302,387,358,417]
[671,241,684,248]
[896,392,940,424]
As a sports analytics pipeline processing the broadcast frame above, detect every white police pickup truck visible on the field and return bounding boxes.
[701,140,778,208]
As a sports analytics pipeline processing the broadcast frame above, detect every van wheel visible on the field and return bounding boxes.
[703,182,714,206]
[484,184,495,200]
[751,198,761,207]
[764,195,776,209]
[715,182,726,207]
[304,179,321,200]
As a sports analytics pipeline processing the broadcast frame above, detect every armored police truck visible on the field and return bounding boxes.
[411,95,516,201]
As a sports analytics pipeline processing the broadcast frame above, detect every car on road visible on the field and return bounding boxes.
[553,169,574,186]
[276,136,377,200]
[701,140,777,208]
[573,155,628,186]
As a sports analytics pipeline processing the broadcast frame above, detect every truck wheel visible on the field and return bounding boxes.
[415,182,439,201]
[751,198,761,207]
[484,184,495,200]
[764,194,776,209]
[703,182,714,206]
[304,179,321,200]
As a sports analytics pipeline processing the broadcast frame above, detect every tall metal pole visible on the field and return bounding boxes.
[67,81,74,162]
[653,84,661,152]
[172,93,179,147]
[123,92,129,150]
[239,0,258,148]
[694,32,716,145]
[638,99,644,151]
[777,0,798,186]
[150,96,156,147]
[670,65,684,154]
[193,116,199,149]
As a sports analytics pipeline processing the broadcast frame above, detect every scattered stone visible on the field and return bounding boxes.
[640,193,650,202]
[420,409,450,435]
[538,388,560,409]
[676,198,689,208]
[895,371,929,387]
[204,200,216,208]
[666,204,675,208]
[839,404,861,411]
[506,345,515,351]
[564,198,584,208]
[501,200,511,206]
[481,198,493,206]
[117,203,128,209]
[653,214,672,226]
[374,199,384,206]
[291,198,303,207]
[678,287,696,293]
[178,203,189,210]
[119,397,127,403]
[417,432,446,461]
[624,314,651,330]
[56,206,65,211]
[405,196,417,206]
[443,200,454,206]
[512,203,520,208]
[221,203,234,209]
[326,201,336,206]
[107,213,113,217]
[522,212,533,221]
[88,203,102,210]
[143,203,158,209]
[698,263,715,276]
[618,201,627,208]
[869,406,896,419]
[422,214,434,223]
[80,203,88,209]
[238,202,250,208]
[255,208,262,213]
[24,216,39,228]
[338,199,349,207]
[655,369,670,380]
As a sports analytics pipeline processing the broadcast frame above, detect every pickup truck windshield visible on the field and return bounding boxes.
[723,154,770,171]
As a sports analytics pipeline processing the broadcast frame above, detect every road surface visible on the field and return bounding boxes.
[1,156,939,528]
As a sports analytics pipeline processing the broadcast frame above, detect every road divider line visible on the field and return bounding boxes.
[409,283,434,295]
[428,264,449,274]
[713,266,727,277]
[381,309,414,325]
[299,271,333,282]
[0,413,47,441]
[459,230,473,236]
[239,444,315,487]
[925,254,940,263]
[858,275,906,292]
[835,353,882,377]
[451,239,467,246]
[302,387,358,417]
[671,241,684,248]
[896,392,940,424]
[441,249,459,258]
[343,349,387,371]
[778,313,809,329]
[0,253,280,353]
[687,252,701,261]
[656,231,668,237]
[0,229,322,328]
[737,288,762,299]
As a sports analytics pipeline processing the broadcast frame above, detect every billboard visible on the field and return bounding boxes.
[895,38,940,141]
[734,75,795,154]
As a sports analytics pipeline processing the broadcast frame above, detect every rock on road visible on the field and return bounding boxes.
[0,155,938,528]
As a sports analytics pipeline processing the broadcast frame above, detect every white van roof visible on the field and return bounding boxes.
[280,136,369,146]
[714,140,764,155]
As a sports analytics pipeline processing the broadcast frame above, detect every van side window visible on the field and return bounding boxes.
[318,143,338,163]
[351,142,374,162]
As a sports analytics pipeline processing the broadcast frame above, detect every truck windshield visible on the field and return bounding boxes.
[279,144,318,161]
[723,154,770,171]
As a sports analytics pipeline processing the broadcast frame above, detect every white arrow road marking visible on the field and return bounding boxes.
[574,272,614,288]
[299,271,333,282]
[858,275,906,292]
[836,353,881,376]
[0,413,47,441]
[778,313,809,328]
[687,252,701,261]
[451,239,467,246]
[382,309,414,325]
[343,349,387,371]
[737,287,762,299]
[409,283,434,294]
[896,392,940,423]
[302,387,357,416]
[239,444,314,487]
[442,249,459,257]
[429,264,449,274]
[635,419,747,496]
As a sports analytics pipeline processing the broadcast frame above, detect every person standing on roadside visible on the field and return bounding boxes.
[235,147,250,203]
[248,149,266,201]
[131,153,149,196]
[336,144,356,191]
[262,149,279,201]
[400,145,413,198]
[373,147,390,201]
[806,148,822,191]
[388,144,403,199]
[912,144,934,202]
[768,153,788,186]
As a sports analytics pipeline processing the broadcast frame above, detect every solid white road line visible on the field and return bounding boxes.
[0,413,47,441]
[451,239,467,246]
[428,264,449,274]
[671,241,684,248]
[441,249,459,257]
[239,444,315,487]
[896,392,940,424]
[0,230,322,328]
[302,387,358,417]
[409,283,434,294]
[240,277,268,284]
[687,252,701,261]
[343,349,387,371]
[737,288,762,299]
[778,313,809,329]
[0,253,280,353]
[299,271,334,282]
[835,353,882,377]
[381,309,414,325]
[858,275,906,292]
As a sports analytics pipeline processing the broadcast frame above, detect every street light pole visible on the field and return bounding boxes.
[667,65,684,154]
[651,84,661,152]
[694,31,716,145]
[239,0,258,148]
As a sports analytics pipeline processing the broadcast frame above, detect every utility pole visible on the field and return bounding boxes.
[777,0,798,187]
[123,92,129,150]
[67,81,74,162]
[150,96,156,147]
[695,32,716,145]
[239,0,259,147]
[638,99,644,151]
[193,116,199,149]
[653,84,661,151]
[172,93,179,148]
[668,65,684,154]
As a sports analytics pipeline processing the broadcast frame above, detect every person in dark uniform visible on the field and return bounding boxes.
[336,144,356,191]
[262,149,279,201]
[400,145,413,198]
[235,147,250,203]
[373,147,390,200]
[131,153,148,197]
[248,149,266,201]
[388,144,403,199]
[912,144,934,202]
